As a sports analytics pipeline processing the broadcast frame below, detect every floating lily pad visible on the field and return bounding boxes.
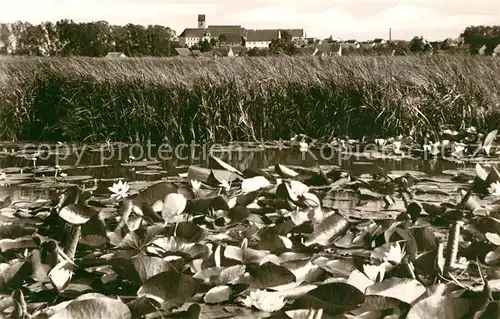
[442,169,476,177]
[135,170,166,176]
[35,175,93,183]
[19,182,77,189]
[146,165,163,170]
[121,160,161,168]
[8,173,33,179]
[390,170,428,177]
[1,167,22,174]
[352,161,374,166]
[75,164,111,169]
[128,181,156,192]
[58,175,94,182]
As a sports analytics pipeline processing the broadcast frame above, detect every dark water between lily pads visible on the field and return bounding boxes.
[0,141,486,204]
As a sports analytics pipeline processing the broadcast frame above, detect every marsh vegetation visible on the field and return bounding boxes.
[0,56,499,143]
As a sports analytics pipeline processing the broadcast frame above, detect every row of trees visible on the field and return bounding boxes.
[461,25,500,54]
[0,20,499,57]
[0,20,177,56]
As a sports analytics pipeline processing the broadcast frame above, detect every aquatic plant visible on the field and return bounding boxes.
[2,149,500,318]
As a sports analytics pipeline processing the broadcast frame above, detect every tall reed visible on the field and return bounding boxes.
[0,55,499,143]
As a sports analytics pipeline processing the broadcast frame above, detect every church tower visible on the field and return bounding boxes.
[198,14,206,28]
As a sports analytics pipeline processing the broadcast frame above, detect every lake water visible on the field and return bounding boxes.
[0,141,474,204]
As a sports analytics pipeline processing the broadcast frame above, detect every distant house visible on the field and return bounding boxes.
[358,41,373,50]
[343,40,359,49]
[493,44,500,57]
[178,28,205,47]
[179,14,304,49]
[372,38,386,46]
[281,29,305,41]
[217,32,245,47]
[179,23,245,48]
[306,37,316,45]
[440,38,454,49]
[244,28,304,49]
[245,29,281,48]
[174,48,193,57]
[202,47,235,58]
[105,52,127,59]
[309,44,342,57]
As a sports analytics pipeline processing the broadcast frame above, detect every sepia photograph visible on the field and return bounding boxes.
[0,0,500,318]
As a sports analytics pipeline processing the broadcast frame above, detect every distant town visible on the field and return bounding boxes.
[0,14,499,58]
[172,14,498,57]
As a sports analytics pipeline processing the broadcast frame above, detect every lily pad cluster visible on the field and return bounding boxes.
[2,153,500,318]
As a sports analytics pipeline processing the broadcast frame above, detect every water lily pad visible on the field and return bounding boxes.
[135,170,166,176]
[137,269,201,310]
[442,169,476,177]
[390,170,428,177]
[128,181,155,192]
[75,164,111,169]
[59,203,99,224]
[352,161,374,166]
[0,180,25,186]
[61,175,94,182]
[122,160,161,168]
[146,165,163,170]
[35,175,93,183]
[19,182,77,189]
[6,173,33,180]
[34,167,57,174]
[48,294,131,319]
[1,167,22,174]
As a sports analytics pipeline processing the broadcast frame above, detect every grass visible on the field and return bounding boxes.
[0,55,500,143]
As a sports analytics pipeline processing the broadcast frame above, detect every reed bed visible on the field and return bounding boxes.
[0,55,499,143]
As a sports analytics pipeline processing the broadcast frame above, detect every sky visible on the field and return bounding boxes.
[0,0,498,41]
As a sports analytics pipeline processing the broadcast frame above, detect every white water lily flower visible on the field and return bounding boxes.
[431,142,441,156]
[108,180,130,200]
[220,180,231,192]
[452,143,466,158]
[0,172,6,180]
[382,242,406,268]
[162,193,187,220]
[467,126,477,134]
[190,180,201,192]
[375,138,386,147]
[424,142,440,156]
[60,172,68,178]
[488,181,500,196]
[241,289,286,312]
[393,141,402,154]
[363,264,385,282]
[299,141,308,152]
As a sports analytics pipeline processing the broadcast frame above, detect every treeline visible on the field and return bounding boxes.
[0,20,177,56]
[0,20,499,57]
[461,25,500,54]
